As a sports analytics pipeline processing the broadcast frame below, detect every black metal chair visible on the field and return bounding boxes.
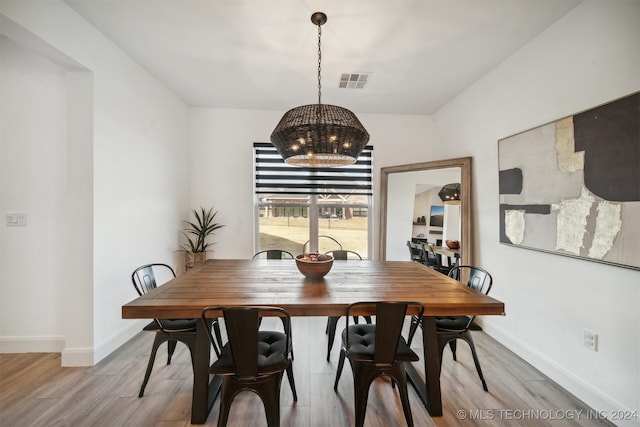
[421,242,452,274]
[323,249,370,361]
[201,306,297,427]
[252,249,294,259]
[406,240,424,262]
[131,263,222,397]
[407,265,493,391]
[302,235,342,254]
[334,301,424,427]
[325,249,363,260]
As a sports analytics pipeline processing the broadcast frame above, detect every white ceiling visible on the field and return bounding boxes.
[64,0,581,115]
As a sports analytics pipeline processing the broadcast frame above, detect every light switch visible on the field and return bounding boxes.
[5,212,27,226]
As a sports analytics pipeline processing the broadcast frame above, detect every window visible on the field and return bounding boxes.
[254,142,373,258]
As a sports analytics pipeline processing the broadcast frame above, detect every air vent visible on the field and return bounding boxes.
[339,73,370,89]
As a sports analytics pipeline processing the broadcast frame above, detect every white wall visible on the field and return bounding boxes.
[0,2,189,365]
[433,1,640,425]
[189,108,434,259]
[0,36,80,353]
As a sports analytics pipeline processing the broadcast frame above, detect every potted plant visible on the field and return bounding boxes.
[181,206,224,269]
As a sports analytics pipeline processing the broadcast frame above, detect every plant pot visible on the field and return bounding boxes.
[185,252,207,270]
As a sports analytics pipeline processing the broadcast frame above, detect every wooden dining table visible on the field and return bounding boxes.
[122,259,505,424]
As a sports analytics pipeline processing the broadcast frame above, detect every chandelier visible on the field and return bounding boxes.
[438,183,461,202]
[270,12,370,168]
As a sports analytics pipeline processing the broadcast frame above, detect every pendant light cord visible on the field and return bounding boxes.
[317,23,322,105]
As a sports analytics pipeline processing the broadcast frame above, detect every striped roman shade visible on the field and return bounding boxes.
[254,142,373,196]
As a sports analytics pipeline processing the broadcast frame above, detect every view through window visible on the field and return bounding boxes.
[254,143,373,258]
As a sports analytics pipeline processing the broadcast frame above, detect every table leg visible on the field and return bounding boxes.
[406,316,443,416]
[191,317,220,424]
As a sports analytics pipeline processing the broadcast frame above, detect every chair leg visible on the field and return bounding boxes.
[167,340,177,364]
[388,364,414,427]
[139,332,165,397]
[406,315,420,345]
[286,362,298,401]
[349,361,378,427]
[260,373,283,427]
[217,377,234,427]
[461,331,488,391]
[448,340,458,361]
[326,316,340,361]
[334,347,346,391]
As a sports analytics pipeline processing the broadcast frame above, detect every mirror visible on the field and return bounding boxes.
[379,157,472,267]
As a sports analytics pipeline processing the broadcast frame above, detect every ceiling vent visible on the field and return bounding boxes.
[339,73,370,89]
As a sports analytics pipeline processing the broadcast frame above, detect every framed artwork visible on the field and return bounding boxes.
[429,205,444,227]
[498,92,639,270]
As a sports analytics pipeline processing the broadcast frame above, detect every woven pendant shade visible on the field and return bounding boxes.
[438,183,461,202]
[271,12,369,168]
[271,104,370,167]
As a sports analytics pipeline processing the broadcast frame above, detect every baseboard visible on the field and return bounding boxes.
[92,320,147,364]
[0,335,65,353]
[61,347,94,366]
[482,321,640,427]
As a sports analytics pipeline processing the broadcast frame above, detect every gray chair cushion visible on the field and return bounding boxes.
[210,330,288,374]
[343,324,419,362]
[436,316,470,331]
[143,318,197,332]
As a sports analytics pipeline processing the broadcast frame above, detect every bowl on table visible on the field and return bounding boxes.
[445,240,460,249]
[295,254,333,279]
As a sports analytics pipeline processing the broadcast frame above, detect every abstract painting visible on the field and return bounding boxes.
[498,92,639,270]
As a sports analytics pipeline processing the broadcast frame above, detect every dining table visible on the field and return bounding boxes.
[122,258,505,424]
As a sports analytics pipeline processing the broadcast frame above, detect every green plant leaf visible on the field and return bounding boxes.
[181,206,224,253]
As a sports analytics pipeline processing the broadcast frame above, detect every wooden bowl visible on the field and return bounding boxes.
[445,240,460,249]
[295,254,333,280]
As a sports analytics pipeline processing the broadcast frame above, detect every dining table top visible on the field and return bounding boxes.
[122,259,505,319]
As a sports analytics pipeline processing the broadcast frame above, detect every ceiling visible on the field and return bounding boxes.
[64,0,581,115]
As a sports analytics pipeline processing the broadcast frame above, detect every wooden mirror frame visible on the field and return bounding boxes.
[379,157,472,266]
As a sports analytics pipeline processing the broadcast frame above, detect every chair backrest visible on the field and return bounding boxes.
[253,249,294,259]
[421,243,441,266]
[131,263,176,296]
[201,306,291,374]
[345,301,424,364]
[406,241,424,262]
[448,265,492,295]
[325,249,362,260]
[302,235,342,254]
[448,266,492,329]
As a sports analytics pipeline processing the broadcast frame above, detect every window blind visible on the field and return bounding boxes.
[254,142,373,196]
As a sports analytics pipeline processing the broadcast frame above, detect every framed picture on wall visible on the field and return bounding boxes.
[429,205,444,227]
[498,91,639,270]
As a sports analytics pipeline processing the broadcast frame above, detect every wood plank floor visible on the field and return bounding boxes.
[0,317,614,427]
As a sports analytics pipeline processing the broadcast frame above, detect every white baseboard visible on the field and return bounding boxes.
[92,320,146,364]
[61,347,94,366]
[482,321,640,427]
[0,320,145,368]
[0,335,65,353]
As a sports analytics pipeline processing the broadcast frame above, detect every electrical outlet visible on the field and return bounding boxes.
[5,212,27,226]
[583,329,598,351]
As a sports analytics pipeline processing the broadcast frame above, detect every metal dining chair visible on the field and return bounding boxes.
[323,249,371,361]
[201,306,297,427]
[252,249,294,259]
[407,265,493,391]
[334,301,424,427]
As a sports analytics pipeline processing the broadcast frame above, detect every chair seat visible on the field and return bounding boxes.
[435,316,469,332]
[142,318,197,332]
[211,330,289,375]
[343,324,419,362]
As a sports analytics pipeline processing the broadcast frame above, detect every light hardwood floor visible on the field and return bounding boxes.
[1,317,614,427]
